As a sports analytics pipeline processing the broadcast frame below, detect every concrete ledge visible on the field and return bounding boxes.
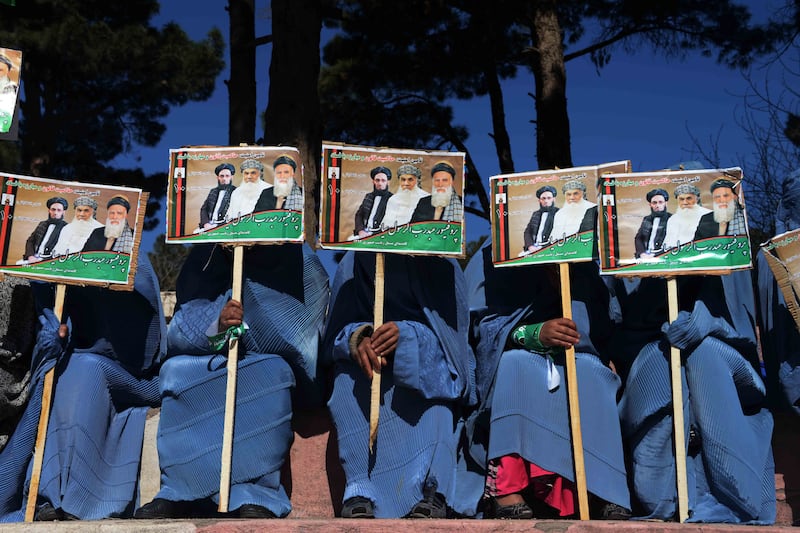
[2,519,797,533]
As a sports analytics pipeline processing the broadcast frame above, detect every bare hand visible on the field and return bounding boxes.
[539,318,580,349]
[58,324,69,339]
[219,299,243,330]
[354,321,399,379]
[370,322,399,359]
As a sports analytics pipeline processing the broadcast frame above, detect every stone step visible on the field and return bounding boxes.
[1,518,798,532]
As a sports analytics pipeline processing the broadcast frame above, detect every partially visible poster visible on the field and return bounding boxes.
[0,47,22,137]
[0,173,144,286]
[165,146,304,243]
[597,167,751,274]
[762,229,800,332]
[490,161,630,266]
[319,142,466,256]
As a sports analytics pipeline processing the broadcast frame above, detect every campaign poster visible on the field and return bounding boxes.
[0,47,22,138]
[489,161,630,266]
[166,146,304,243]
[597,167,751,274]
[0,173,144,286]
[319,142,466,256]
[761,229,800,332]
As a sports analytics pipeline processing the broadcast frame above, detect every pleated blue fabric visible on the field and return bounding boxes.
[152,243,328,517]
[328,359,464,517]
[155,354,294,515]
[0,255,165,521]
[0,310,59,521]
[755,249,800,414]
[487,349,630,508]
[465,244,630,511]
[38,352,160,519]
[756,167,800,413]
[323,251,476,518]
[617,272,775,524]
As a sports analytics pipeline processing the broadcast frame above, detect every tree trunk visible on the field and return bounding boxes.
[529,1,572,170]
[228,0,256,145]
[485,62,515,174]
[20,62,53,176]
[262,0,322,246]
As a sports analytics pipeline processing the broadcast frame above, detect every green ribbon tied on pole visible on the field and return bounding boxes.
[512,323,562,391]
[208,322,249,352]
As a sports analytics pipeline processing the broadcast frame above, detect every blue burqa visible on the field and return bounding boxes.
[323,251,476,518]
[0,255,165,521]
[755,167,800,414]
[465,244,630,511]
[152,243,328,517]
[616,274,775,523]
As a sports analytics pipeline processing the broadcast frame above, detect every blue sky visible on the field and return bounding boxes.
[118,1,785,273]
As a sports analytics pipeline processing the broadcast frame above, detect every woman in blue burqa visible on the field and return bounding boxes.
[0,254,165,521]
[134,243,328,519]
[464,243,631,520]
[614,272,775,523]
[755,167,800,415]
[322,251,476,519]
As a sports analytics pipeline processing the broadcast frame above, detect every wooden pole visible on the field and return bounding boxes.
[559,263,589,520]
[667,277,689,522]
[369,253,385,452]
[24,283,66,522]
[218,245,244,513]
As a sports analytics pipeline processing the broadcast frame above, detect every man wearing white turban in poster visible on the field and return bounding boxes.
[549,179,597,241]
[226,159,271,220]
[662,183,711,249]
[381,164,429,229]
[51,196,104,256]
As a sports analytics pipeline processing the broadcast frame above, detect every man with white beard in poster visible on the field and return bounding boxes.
[83,195,135,253]
[225,159,272,220]
[51,196,104,257]
[253,155,304,212]
[548,180,597,241]
[662,184,712,250]
[694,179,747,240]
[411,161,463,223]
[381,164,429,229]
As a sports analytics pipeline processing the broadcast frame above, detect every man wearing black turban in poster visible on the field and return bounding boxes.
[633,188,671,258]
[410,161,463,223]
[353,166,393,238]
[23,197,68,263]
[84,195,135,254]
[522,185,558,253]
[254,155,304,212]
[198,163,236,231]
[694,179,747,240]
